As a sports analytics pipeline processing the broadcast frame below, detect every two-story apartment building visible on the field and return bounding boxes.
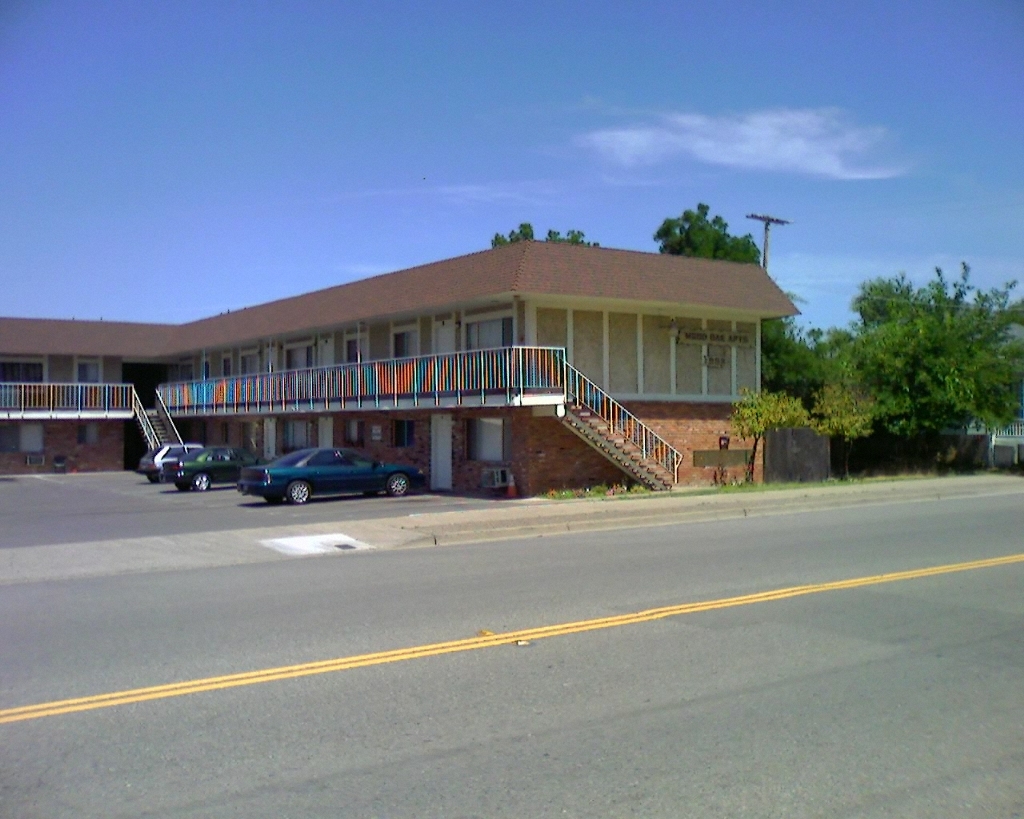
[0,242,796,494]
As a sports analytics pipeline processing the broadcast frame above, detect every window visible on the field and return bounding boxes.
[0,361,44,383]
[240,352,260,375]
[202,360,211,380]
[466,317,512,350]
[77,423,100,445]
[344,419,364,447]
[345,337,363,363]
[285,344,314,371]
[467,418,510,461]
[283,419,313,452]
[76,360,101,382]
[393,419,415,447]
[393,330,417,358]
[307,449,342,466]
[222,355,232,377]
[0,423,44,453]
[0,425,17,452]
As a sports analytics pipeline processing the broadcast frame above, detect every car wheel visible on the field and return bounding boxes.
[191,472,212,492]
[385,472,410,497]
[285,480,311,505]
[146,474,159,484]
[264,496,285,505]
[175,483,190,492]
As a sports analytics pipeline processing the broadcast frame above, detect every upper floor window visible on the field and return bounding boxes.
[285,344,314,371]
[77,360,100,383]
[393,330,417,358]
[1,361,44,383]
[240,351,260,375]
[466,317,512,350]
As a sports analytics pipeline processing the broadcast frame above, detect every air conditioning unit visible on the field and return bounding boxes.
[25,454,45,466]
[480,467,510,488]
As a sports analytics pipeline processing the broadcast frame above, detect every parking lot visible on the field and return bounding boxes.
[0,471,512,549]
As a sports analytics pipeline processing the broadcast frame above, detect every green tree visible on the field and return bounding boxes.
[654,203,760,263]
[811,382,875,478]
[731,388,811,482]
[760,315,838,408]
[492,223,535,247]
[845,264,1022,437]
[492,224,597,248]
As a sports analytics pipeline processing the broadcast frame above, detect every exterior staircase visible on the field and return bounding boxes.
[561,363,681,491]
[131,388,184,451]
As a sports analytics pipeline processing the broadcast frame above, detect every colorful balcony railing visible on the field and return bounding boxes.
[158,347,568,415]
[0,382,135,418]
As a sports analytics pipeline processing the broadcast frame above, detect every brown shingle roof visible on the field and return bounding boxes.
[0,317,176,358]
[169,242,796,351]
[2,243,797,358]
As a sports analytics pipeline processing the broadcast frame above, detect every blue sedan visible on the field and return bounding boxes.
[237,447,426,504]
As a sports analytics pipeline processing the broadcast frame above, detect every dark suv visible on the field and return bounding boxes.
[136,443,205,483]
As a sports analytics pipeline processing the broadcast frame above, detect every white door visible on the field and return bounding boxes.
[430,414,453,491]
[434,320,457,354]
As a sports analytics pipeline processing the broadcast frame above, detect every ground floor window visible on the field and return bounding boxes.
[466,417,510,461]
[77,423,100,445]
[393,419,415,447]
[344,419,364,447]
[282,419,313,452]
[0,423,43,453]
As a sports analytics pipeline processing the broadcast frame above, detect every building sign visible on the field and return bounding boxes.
[371,424,383,442]
[680,330,753,347]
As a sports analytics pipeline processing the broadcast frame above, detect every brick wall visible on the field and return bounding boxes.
[622,401,762,484]
[0,420,124,475]
[512,412,628,496]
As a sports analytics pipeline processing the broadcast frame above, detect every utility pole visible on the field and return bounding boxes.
[746,213,790,274]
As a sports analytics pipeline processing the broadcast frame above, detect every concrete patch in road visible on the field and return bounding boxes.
[261,533,374,555]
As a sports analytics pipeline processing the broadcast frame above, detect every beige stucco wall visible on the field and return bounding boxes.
[572,310,603,384]
[369,323,389,360]
[536,308,567,349]
[642,316,670,393]
[608,312,637,393]
[48,355,73,381]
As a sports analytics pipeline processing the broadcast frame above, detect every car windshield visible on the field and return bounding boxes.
[268,449,315,467]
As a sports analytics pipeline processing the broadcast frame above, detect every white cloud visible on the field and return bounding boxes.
[579,108,907,180]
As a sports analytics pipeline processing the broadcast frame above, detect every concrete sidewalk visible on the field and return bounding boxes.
[3,473,1022,585]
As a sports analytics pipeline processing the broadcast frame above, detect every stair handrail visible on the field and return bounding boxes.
[155,390,184,444]
[563,361,681,484]
[131,387,160,451]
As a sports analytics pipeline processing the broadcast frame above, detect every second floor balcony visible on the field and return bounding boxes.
[1,382,136,420]
[158,346,569,417]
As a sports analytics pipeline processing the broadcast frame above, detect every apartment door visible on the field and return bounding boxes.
[434,319,457,355]
[430,414,453,491]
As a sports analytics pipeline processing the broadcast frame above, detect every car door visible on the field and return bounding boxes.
[304,449,347,494]
[210,448,235,482]
[338,451,380,493]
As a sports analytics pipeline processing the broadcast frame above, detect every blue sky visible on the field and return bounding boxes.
[2,0,1021,331]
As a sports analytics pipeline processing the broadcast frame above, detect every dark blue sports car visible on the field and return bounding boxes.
[237,447,426,504]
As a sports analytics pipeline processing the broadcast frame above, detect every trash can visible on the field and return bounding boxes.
[53,456,68,474]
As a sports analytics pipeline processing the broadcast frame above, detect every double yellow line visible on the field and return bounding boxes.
[3,551,1023,725]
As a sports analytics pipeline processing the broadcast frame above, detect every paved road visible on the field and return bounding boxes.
[2,489,1022,817]
[0,471,508,549]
